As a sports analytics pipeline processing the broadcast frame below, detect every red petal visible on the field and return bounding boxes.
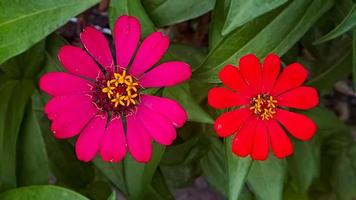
[232,117,257,157]
[251,121,269,160]
[267,120,293,158]
[277,86,319,109]
[214,108,251,137]
[239,54,262,94]
[276,109,316,141]
[262,54,280,93]
[218,65,252,97]
[208,87,249,109]
[271,63,308,95]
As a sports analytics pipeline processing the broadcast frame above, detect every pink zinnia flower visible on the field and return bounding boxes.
[39,15,191,163]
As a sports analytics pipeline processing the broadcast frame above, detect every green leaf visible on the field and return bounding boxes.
[124,143,165,200]
[333,144,356,200]
[247,157,286,200]
[287,140,318,193]
[195,0,333,83]
[16,103,49,186]
[92,159,127,195]
[109,0,155,37]
[107,192,116,200]
[225,137,252,200]
[315,3,356,44]
[0,80,35,192]
[0,0,99,64]
[200,136,227,196]
[163,83,213,124]
[353,28,356,89]
[143,0,215,26]
[308,50,352,91]
[0,185,90,200]
[222,0,288,35]
[148,168,174,200]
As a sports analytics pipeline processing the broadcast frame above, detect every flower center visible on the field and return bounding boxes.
[92,69,141,116]
[249,94,277,120]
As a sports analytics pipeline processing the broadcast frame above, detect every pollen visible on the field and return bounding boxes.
[250,94,277,120]
[93,69,141,115]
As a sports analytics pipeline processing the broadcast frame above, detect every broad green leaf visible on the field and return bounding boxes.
[222,0,288,35]
[208,0,227,49]
[163,83,213,124]
[333,144,356,200]
[16,103,49,186]
[0,185,89,200]
[353,28,356,89]
[161,137,210,165]
[107,192,116,200]
[109,0,155,37]
[200,136,227,196]
[143,0,215,26]
[247,157,286,200]
[308,50,352,90]
[148,168,174,200]
[92,159,127,195]
[0,0,99,64]
[195,0,333,83]
[124,143,165,200]
[287,140,318,193]
[225,137,252,200]
[315,3,356,44]
[0,80,35,192]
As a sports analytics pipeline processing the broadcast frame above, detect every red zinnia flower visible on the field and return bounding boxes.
[208,54,319,160]
[40,15,191,163]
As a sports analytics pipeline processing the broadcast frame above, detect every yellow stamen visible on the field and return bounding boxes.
[249,94,277,120]
[124,90,138,106]
[101,80,115,98]
[111,93,126,108]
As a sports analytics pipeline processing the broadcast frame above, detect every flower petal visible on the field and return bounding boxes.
[136,105,176,145]
[40,72,91,96]
[232,117,257,157]
[114,15,141,68]
[262,54,280,93]
[276,109,316,141]
[214,108,251,137]
[208,87,249,109]
[126,114,152,163]
[277,86,319,109]
[271,63,308,95]
[251,121,269,160]
[100,117,126,162]
[58,45,102,79]
[49,95,97,139]
[139,61,191,88]
[266,120,293,158]
[130,32,169,77]
[219,65,252,96]
[75,115,107,162]
[141,95,187,128]
[239,54,262,94]
[80,27,114,71]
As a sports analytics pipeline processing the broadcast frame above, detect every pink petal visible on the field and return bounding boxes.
[58,45,102,79]
[136,105,176,145]
[49,95,97,139]
[75,115,107,162]
[39,72,92,96]
[139,61,191,88]
[45,94,89,120]
[100,117,127,162]
[114,15,141,68]
[141,95,187,128]
[80,27,114,71]
[126,114,152,163]
[130,32,169,77]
